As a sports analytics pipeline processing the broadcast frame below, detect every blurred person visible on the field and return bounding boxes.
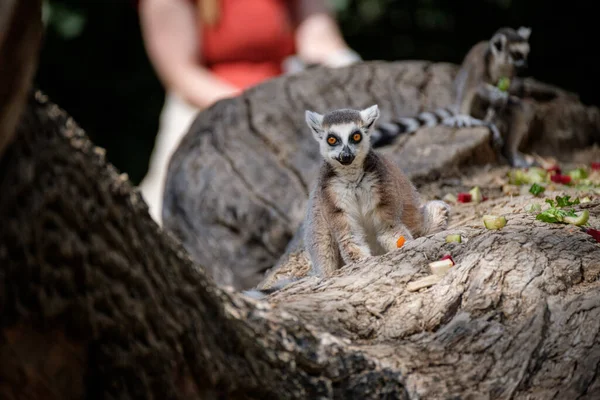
[138,0,361,224]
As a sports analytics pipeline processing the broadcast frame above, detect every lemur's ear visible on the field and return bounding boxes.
[490,32,507,54]
[360,105,380,131]
[305,110,324,141]
[517,26,531,41]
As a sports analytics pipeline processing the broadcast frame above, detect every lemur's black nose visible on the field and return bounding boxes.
[339,153,355,165]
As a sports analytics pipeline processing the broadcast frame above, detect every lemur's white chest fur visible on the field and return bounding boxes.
[329,169,386,254]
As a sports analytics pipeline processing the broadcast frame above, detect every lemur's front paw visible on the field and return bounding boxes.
[488,123,504,151]
[347,245,372,263]
[490,87,509,106]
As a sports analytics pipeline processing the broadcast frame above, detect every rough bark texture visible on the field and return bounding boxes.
[271,190,600,400]
[163,62,600,290]
[3,3,600,398]
[0,92,410,400]
[0,0,42,159]
[2,92,600,400]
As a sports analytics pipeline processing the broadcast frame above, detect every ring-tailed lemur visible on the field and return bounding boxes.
[370,26,547,167]
[244,105,450,299]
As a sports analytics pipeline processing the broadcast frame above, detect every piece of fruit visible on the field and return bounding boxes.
[396,236,406,248]
[591,162,600,171]
[584,228,600,243]
[497,77,511,92]
[443,193,457,204]
[457,193,472,203]
[483,215,507,230]
[550,174,572,184]
[469,186,483,203]
[445,234,462,243]
[567,168,588,181]
[563,210,589,226]
[546,165,561,175]
[440,254,455,264]
[429,259,455,276]
[508,170,528,185]
[525,203,542,213]
[526,167,548,183]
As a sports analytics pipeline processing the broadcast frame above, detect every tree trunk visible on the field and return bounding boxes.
[0,0,42,159]
[2,3,600,399]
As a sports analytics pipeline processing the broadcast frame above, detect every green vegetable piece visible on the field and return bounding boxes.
[526,167,548,183]
[469,186,483,203]
[483,215,507,230]
[529,183,545,196]
[555,195,580,208]
[497,77,511,92]
[525,203,542,213]
[581,197,592,204]
[563,210,590,226]
[536,210,563,223]
[567,168,588,181]
[445,234,462,243]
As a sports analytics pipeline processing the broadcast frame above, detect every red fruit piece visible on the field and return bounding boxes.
[546,165,561,175]
[585,228,600,243]
[550,174,572,184]
[457,193,472,203]
[592,162,600,171]
[440,254,455,265]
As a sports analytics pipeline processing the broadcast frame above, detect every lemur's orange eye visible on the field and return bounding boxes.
[352,132,362,142]
[327,136,337,145]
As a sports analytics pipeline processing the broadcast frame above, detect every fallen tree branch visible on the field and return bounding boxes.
[2,91,600,399]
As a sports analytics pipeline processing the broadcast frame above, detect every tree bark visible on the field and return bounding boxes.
[0,91,413,399]
[0,0,42,158]
[2,95,600,399]
[2,3,600,398]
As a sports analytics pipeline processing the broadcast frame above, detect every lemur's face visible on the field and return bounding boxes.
[320,123,368,166]
[489,26,532,79]
[305,105,380,168]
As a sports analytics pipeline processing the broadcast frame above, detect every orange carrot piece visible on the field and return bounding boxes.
[397,236,406,248]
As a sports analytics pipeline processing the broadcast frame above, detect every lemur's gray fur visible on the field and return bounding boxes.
[244,105,450,299]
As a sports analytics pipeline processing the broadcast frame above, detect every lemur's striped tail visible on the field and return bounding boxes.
[370,107,456,147]
[370,107,503,150]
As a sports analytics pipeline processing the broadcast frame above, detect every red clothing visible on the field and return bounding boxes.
[201,0,296,89]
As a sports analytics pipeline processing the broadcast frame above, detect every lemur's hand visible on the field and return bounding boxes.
[489,86,509,107]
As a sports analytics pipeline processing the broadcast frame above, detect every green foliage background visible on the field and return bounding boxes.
[35,0,598,184]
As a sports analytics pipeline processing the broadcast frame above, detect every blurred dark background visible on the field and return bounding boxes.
[35,0,599,184]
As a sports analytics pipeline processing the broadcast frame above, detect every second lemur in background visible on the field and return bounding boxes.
[371,26,558,167]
